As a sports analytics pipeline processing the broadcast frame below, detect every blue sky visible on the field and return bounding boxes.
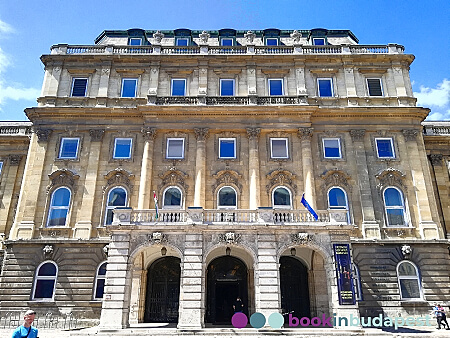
[0,0,449,121]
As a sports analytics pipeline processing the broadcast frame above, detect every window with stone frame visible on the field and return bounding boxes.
[104,186,128,225]
[94,262,107,300]
[375,138,395,158]
[32,261,58,300]
[113,138,133,159]
[47,186,72,227]
[71,78,88,97]
[162,186,183,209]
[322,138,342,159]
[218,138,236,159]
[217,186,237,209]
[272,186,292,209]
[268,79,284,96]
[220,79,235,96]
[128,38,142,46]
[317,78,333,97]
[366,78,383,96]
[121,78,138,98]
[327,186,350,224]
[397,261,422,300]
[270,137,289,159]
[58,137,80,159]
[171,79,187,96]
[383,186,407,226]
[166,138,185,159]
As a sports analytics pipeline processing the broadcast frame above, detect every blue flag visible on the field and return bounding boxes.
[301,194,319,220]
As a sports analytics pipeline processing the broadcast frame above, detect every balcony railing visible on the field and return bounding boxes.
[112,207,349,226]
[53,44,404,56]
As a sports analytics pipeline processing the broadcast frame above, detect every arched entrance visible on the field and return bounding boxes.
[280,256,311,320]
[144,256,181,323]
[206,256,248,324]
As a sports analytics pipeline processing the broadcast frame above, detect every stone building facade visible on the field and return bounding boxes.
[0,28,449,330]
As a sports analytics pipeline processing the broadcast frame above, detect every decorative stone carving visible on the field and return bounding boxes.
[376,168,406,190]
[320,169,351,189]
[43,244,54,259]
[158,168,188,191]
[401,244,411,258]
[350,129,366,142]
[290,30,302,43]
[103,168,134,193]
[153,31,164,43]
[402,129,419,141]
[429,154,443,166]
[244,31,256,43]
[298,127,313,140]
[194,127,209,141]
[150,232,168,244]
[8,155,22,165]
[291,232,313,244]
[266,169,297,193]
[212,169,242,192]
[103,244,109,256]
[218,232,241,244]
[35,128,52,142]
[199,31,210,43]
[47,169,80,193]
[246,127,261,139]
[141,127,157,141]
[89,129,105,142]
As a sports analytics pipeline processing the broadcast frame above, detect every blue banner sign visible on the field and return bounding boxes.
[333,244,356,305]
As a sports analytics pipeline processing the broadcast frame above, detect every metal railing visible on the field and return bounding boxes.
[0,312,79,330]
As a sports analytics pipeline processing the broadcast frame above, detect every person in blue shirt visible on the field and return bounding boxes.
[11,310,38,338]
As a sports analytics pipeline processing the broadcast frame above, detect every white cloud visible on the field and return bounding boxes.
[414,79,450,121]
[0,19,14,35]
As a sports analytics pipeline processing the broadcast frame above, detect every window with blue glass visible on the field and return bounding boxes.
[0,161,3,176]
[163,186,182,208]
[317,78,333,97]
[59,138,80,159]
[220,79,235,96]
[375,138,395,158]
[94,262,107,299]
[221,38,233,46]
[272,187,292,208]
[328,187,350,223]
[121,78,137,98]
[383,187,406,226]
[313,38,325,45]
[166,138,185,159]
[113,138,133,159]
[266,38,278,46]
[219,138,236,159]
[128,38,142,46]
[71,78,88,97]
[175,38,189,46]
[323,138,342,159]
[268,79,283,96]
[171,79,186,96]
[32,261,58,300]
[47,187,71,227]
[218,186,237,209]
[105,187,127,225]
[270,138,289,159]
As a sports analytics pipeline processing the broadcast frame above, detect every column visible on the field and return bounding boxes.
[193,128,209,207]
[43,62,63,98]
[73,130,104,239]
[350,129,380,238]
[246,128,261,210]
[0,155,23,233]
[294,62,307,95]
[10,130,51,239]
[178,234,203,329]
[137,127,156,210]
[298,127,316,209]
[429,154,450,238]
[402,129,439,238]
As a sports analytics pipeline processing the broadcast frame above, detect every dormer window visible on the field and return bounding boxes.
[221,38,233,46]
[128,38,142,46]
[265,38,279,46]
[175,38,189,46]
[313,38,325,45]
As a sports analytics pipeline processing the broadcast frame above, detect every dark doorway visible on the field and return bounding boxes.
[144,256,181,323]
[280,256,311,321]
[206,256,248,324]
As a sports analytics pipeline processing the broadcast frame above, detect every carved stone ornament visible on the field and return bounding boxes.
[298,127,314,140]
[43,244,54,259]
[89,129,105,142]
[291,232,313,245]
[429,154,443,166]
[212,169,242,192]
[47,169,80,193]
[35,128,52,142]
[103,244,110,256]
[158,168,189,191]
[401,244,411,258]
[375,168,406,190]
[244,31,256,43]
[349,129,366,142]
[246,127,261,140]
[8,154,23,165]
[266,169,297,193]
[199,31,210,43]
[320,169,351,189]
[290,30,302,43]
[103,168,134,193]
[194,127,209,141]
[151,232,167,244]
[219,232,241,244]
[402,129,419,142]
[153,31,164,43]
[141,127,157,141]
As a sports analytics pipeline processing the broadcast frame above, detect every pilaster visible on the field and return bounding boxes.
[298,127,316,209]
[429,154,450,237]
[97,62,111,100]
[193,128,209,207]
[137,128,156,209]
[0,155,22,233]
[247,128,261,210]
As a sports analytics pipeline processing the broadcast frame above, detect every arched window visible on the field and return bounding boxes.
[47,187,71,227]
[32,261,58,300]
[383,187,406,226]
[105,187,127,225]
[272,186,292,208]
[328,187,350,223]
[218,186,237,209]
[163,186,182,209]
[94,262,107,300]
[397,261,422,300]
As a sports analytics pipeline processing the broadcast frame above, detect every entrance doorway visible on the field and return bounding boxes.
[144,256,181,323]
[280,256,311,321]
[206,256,248,324]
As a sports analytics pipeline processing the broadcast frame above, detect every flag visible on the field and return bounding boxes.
[301,193,318,220]
[153,192,159,220]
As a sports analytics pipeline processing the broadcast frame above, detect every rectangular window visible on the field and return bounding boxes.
[367,78,383,96]
[266,38,278,46]
[166,138,185,159]
[313,38,325,45]
[176,38,189,46]
[121,78,137,98]
[113,138,133,159]
[71,78,88,97]
[323,138,342,159]
[268,79,283,96]
[221,38,233,46]
[129,38,142,46]
[219,138,236,159]
[171,79,186,96]
[220,79,235,96]
[59,138,80,159]
[270,138,289,159]
[376,138,395,158]
[317,78,333,97]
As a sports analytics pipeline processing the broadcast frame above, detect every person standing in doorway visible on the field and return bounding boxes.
[233,296,244,313]
[11,310,38,338]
